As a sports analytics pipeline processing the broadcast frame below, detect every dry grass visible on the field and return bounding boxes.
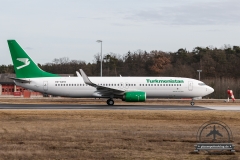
[0,110,239,159]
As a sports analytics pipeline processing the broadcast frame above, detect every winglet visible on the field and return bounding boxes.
[76,71,81,77]
[79,69,94,85]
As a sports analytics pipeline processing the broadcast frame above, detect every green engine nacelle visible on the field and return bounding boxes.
[123,91,146,102]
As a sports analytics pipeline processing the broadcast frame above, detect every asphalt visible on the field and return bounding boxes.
[0,103,240,110]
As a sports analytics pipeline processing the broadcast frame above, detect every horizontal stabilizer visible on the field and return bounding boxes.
[9,77,30,83]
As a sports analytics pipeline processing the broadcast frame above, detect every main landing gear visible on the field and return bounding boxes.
[107,98,114,105]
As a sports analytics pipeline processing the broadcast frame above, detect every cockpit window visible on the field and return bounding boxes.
[198,83,206,86]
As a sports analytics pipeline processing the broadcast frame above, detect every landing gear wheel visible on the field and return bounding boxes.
[190,102,195,106]
[107,99,114,105]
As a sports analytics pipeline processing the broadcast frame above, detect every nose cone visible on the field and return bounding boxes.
[208,86,214,94]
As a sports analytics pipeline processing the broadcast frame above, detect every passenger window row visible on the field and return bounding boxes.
[55,83,181,87]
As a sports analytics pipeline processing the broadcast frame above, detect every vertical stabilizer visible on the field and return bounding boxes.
[7,40,59,78]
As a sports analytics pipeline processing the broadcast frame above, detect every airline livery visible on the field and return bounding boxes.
[7,40,214,105]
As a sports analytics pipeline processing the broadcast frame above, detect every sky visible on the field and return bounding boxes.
[1,0,240,65]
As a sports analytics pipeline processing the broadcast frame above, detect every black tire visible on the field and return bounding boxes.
[190,102,195,106]
[107,99,114,105]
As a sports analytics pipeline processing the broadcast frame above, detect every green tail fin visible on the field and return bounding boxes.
[7,40,59,78]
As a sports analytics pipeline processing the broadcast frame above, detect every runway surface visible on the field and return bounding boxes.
[0,103,240,110]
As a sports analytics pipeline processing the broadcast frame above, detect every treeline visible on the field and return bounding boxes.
[1,45,240,98]
[2,45,240,78]
[38,45,240,79]
[0,65,14,74]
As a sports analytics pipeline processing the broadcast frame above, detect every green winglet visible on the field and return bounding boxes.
[7,40,59,78]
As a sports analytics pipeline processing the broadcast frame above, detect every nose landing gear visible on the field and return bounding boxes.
[107,99,114,105]
[190,99,195,106]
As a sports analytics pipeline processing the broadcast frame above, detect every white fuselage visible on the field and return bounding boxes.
[14,76,214,99]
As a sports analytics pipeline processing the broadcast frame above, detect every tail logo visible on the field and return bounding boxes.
[16,58,30,69]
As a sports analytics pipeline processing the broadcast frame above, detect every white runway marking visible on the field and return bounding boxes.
[202,106,240,111]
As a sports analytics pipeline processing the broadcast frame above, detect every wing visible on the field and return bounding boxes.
[216,131,223,137]
[79,69,125,96]
[206,131,213,137]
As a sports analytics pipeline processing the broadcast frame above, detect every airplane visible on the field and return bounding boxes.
[7,40,214,105]
[206,125,223,141]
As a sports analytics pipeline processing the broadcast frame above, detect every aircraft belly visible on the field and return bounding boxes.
[48,87,95,97]
[66,90,94,97]
[146,90,176,98]
[145,89,192,98]
[15,82,43,93]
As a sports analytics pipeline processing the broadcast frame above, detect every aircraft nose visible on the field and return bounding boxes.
[208,86,214,94]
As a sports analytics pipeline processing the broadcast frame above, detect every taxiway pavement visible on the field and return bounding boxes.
[0,104,240,110]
